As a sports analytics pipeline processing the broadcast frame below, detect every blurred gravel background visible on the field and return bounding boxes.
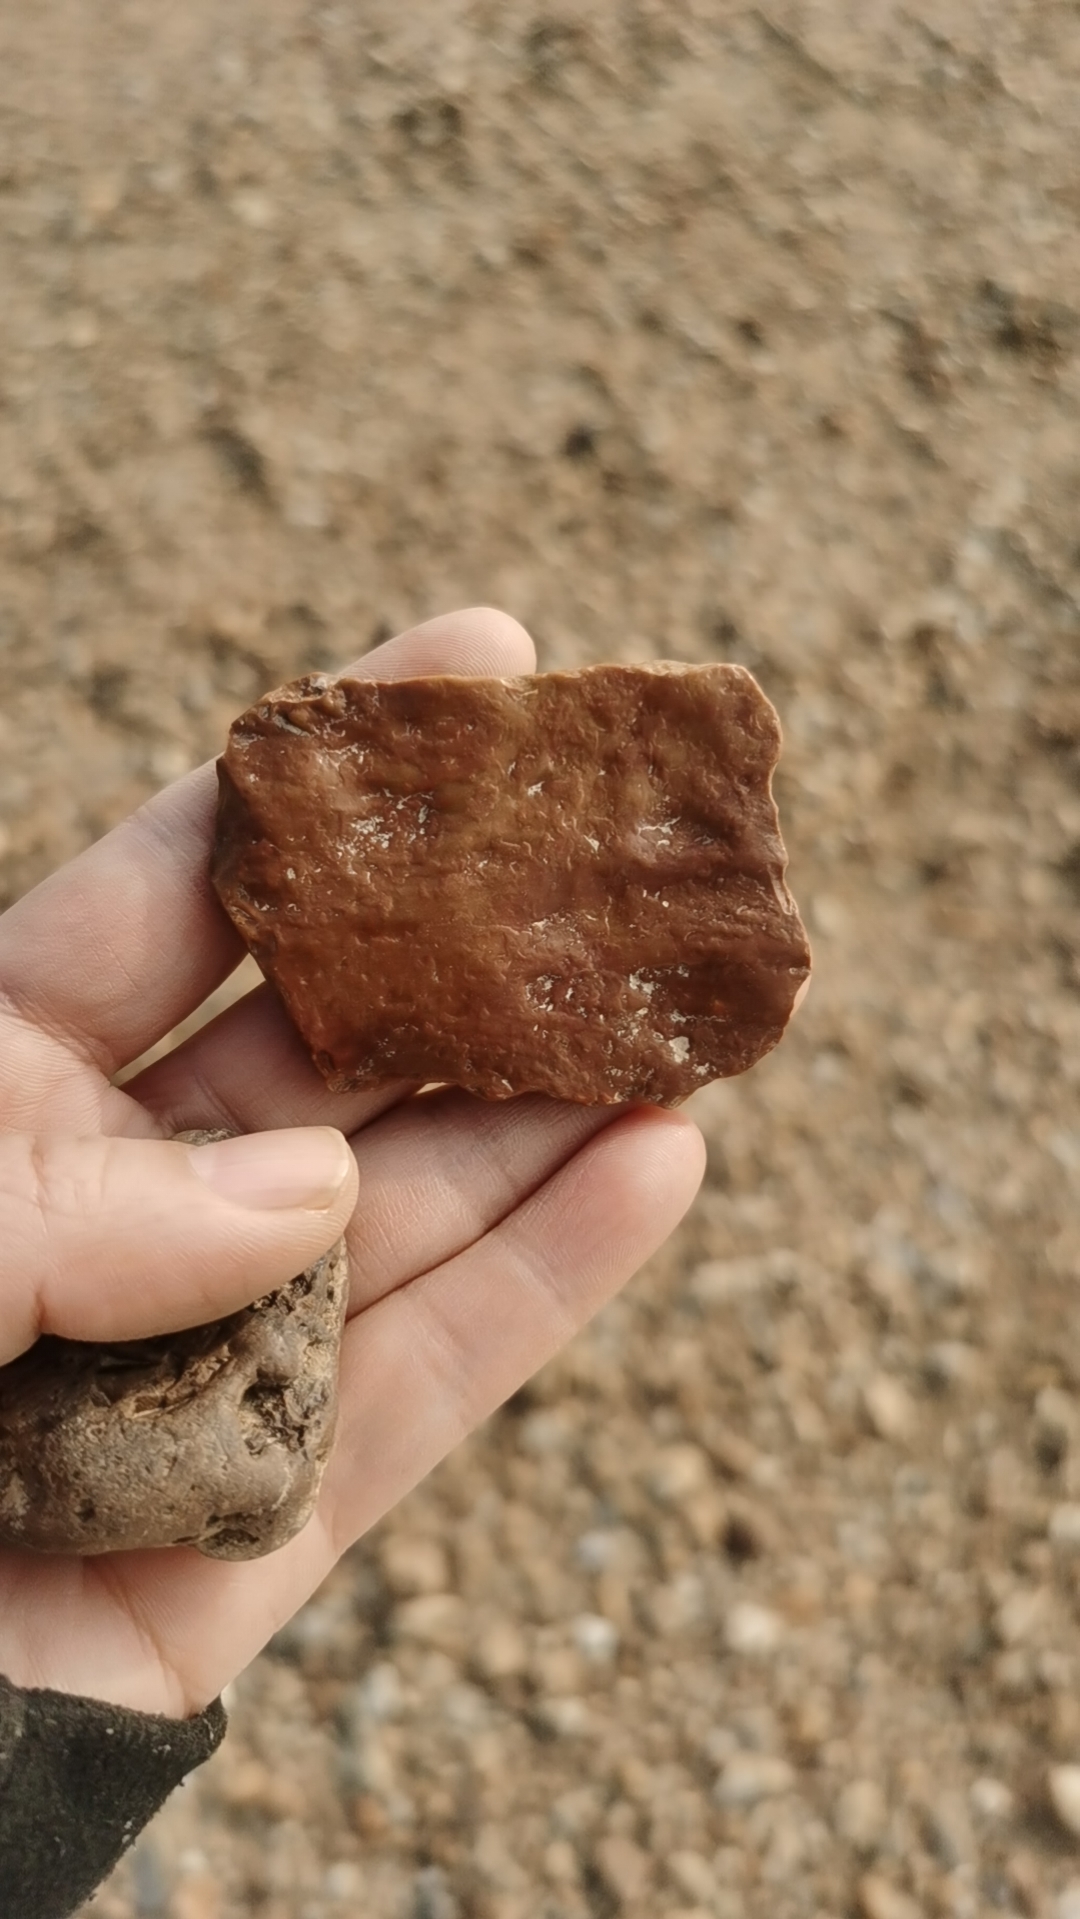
[2,3,1080,1915]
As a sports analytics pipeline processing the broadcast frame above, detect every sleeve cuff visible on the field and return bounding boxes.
[0,1670,226,1919]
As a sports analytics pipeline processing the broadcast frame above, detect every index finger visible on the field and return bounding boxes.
[0,609,536,1079]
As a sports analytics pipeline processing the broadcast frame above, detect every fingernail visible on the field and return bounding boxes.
[189,1128,352,1210]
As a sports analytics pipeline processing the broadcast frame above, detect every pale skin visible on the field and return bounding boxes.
[0,609,706,1720]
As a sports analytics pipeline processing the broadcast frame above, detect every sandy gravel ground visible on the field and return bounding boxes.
[2,3,1080,1915]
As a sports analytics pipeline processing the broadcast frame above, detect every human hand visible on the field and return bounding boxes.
[0,610,705,1718]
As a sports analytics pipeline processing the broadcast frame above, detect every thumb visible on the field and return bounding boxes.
[0,1128,358,1363]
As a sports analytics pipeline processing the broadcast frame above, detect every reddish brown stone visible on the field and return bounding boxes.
[211,664,811,1106]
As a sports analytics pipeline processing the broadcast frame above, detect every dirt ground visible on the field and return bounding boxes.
[2,2,1080,1914]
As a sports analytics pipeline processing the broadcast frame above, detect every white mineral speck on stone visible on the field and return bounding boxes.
[669,1036,690,1062]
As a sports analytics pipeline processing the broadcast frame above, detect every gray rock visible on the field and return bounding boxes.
[0,1131,347,1560]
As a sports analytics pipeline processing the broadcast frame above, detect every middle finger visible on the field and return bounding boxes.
[341,1085,619,1311]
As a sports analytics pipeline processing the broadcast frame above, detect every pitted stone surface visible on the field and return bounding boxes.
[212,663,810,1106]
[0,1132,348,1560]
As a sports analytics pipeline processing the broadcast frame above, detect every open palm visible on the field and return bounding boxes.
[0,610,704,1720]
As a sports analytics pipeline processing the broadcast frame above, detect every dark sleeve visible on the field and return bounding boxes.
[0,1671,226,1919]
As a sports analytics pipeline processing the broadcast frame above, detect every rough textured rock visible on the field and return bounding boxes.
[211,664,811,1106]
[0,1133,348,1560]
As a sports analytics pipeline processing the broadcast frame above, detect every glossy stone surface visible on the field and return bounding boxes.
[212,664,811,1106]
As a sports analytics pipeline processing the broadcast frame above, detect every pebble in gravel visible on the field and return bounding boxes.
[714,1755,795,1809]
[857,1874,924,1919]
[724,1603,784,1658]
[969,1777,1015,1825]
[835,1779,888,1855]
[1049,1767,1080,1839]
[592,1834,652,1906]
